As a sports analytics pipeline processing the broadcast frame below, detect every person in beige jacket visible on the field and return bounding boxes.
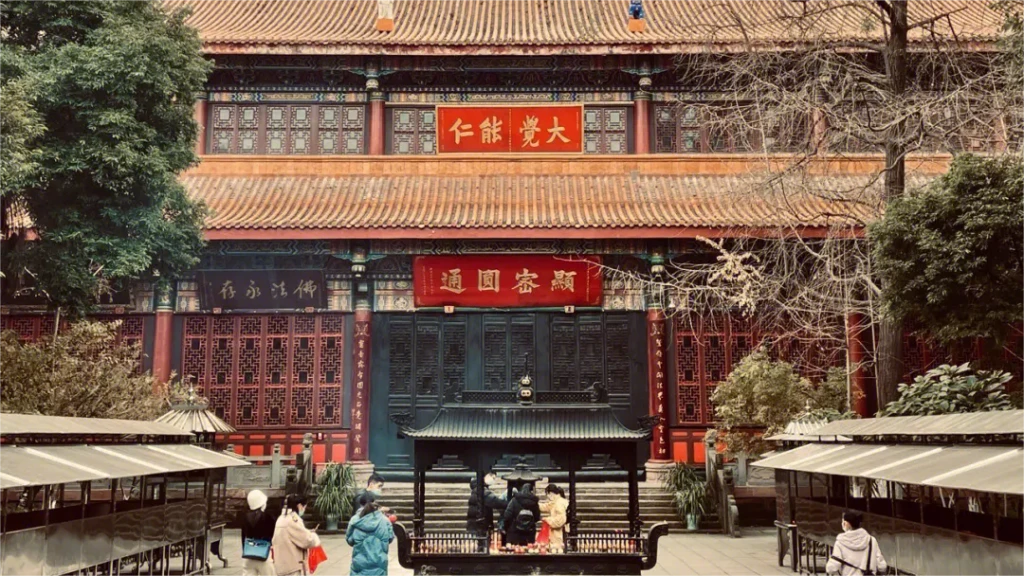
[538,484,568,552]
[273,494,321,576]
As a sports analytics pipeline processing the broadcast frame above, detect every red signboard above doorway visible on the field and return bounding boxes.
[413,255,602,308]
[436,105,584,153]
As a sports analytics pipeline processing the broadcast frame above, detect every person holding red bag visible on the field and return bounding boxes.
[346,501,395,575]
[272,494,321,576]
[538,484,568,553]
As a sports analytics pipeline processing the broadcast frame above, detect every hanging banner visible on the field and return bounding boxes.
[197,270,326,310]
[436,105,583,154]
[414,255,602,308]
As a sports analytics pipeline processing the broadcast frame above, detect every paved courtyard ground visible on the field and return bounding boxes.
[211,527,791,576]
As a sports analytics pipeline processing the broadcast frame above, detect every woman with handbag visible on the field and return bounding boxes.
[241,489,276,576]
[538,484,568,552]
[273,494,321,576]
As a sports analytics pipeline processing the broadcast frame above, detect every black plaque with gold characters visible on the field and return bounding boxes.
[197,270,326,311]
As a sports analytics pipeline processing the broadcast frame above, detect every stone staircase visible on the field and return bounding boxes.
[314,482,719,533]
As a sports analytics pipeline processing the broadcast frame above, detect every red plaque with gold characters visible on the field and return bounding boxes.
[413,255,602,307]
[436,105,583,154]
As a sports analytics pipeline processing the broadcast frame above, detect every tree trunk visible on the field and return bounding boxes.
[875,0,909,408]
[876,319,904,408]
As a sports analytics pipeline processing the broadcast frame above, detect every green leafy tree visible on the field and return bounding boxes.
[0,48,44,203]
[871,155,1023,343]
[1,320,167,419]
[0,1,210,312]
[712,349,817,455]
[878,363,1016,416]
[797,367,857,423]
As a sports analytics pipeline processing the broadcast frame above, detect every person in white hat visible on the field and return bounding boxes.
[241,489,277,575]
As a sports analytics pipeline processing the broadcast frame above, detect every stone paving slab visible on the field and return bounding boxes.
[211,528,792,576]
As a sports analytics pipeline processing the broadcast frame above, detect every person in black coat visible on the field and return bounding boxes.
[466,478,484,534]
[503,483,541,545]
[480,473,508,534]
[239,489,276,575]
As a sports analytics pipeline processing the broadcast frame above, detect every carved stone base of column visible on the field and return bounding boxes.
[348,460,376,488]
[644,460,676,484]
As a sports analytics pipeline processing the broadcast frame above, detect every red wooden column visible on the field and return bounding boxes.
[847,311,874,416]
[647,307,670,459]
[366,68,386,156]
[151,285,175,391]
[633,76,652,154]
[349,304,372,460]
[193,96,208,156]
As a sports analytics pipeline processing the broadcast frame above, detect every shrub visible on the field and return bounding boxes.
[878,363,1015,416]
[314,463,359,520]
[712,348,813,455]
[1,320,166,419]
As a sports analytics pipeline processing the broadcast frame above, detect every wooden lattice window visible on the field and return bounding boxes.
[673,315,845,427]
[181,314,347,430]
[390,107,437,154]
[583,107,630,154]
[656,103,807,153]
[208,104,365,155]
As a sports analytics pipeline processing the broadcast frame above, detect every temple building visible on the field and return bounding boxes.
[2,0,1017,479]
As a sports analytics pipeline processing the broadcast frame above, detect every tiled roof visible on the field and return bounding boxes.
[168,0,1002,55]
[183,173,931,238]
[399,405,650,441]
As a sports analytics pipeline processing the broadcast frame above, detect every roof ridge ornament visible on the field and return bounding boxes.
[376,0,395,32]
[517,372,534,406]
[638,414,662,434]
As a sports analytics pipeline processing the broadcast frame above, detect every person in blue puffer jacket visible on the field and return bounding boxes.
[346,501,395,576]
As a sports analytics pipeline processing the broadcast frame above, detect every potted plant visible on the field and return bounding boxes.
[663,463,707,531]
[314,462,358,531]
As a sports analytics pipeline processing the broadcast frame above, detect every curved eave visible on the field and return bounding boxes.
[200,39,999,57]
[399,405,651,442]
[205,225,858,241]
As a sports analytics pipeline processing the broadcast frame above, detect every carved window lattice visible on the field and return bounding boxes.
[442,323,466,393]
[550,315,634,392]
[578,321,604,387]
[265,336,288,384]
[318,387,343,426]
[605,319,631,393]
[655,103,806,153]
[389,321,413,395]
[510,322,534,381]
[415,323,440,395]
[674,327,702,425]
[236,387,259,428]
[550,320,577,391]
[483,323,509,391]
[675,317,857,426]
[291,387,314,426]
[238,336,261,385]
[208,104,365,155]
[583,107,629,154]
[179,314,347,429]
[391,108,436,155]
[209,388,232,422]
[263,387,287,427]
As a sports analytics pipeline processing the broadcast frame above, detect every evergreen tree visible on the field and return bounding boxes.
[0,1,210,312]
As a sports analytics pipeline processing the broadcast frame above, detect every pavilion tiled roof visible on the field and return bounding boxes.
[398,404,651,441]
[182,173,933,239]
[168,0,1003,55]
